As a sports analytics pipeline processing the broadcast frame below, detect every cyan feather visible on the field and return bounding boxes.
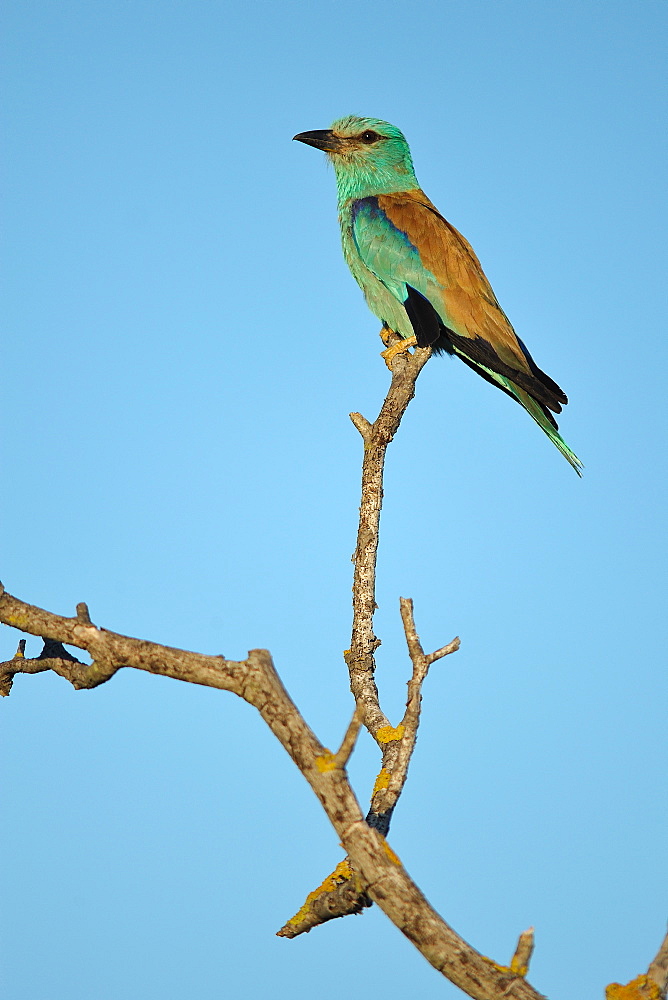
[294,116,582,475]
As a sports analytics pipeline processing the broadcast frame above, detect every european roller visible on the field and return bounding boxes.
[294,116,582,474]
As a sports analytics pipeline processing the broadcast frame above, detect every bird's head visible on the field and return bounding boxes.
[294,116,419,203]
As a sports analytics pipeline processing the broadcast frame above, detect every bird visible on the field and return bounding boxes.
[293,116,582,474]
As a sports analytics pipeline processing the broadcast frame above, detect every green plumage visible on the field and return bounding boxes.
[294,116,582,475]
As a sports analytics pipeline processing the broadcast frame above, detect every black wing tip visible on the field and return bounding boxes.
[401,288,570,417]
[447,331,567,413]
[516,336,568,407]
[403,285,442,348]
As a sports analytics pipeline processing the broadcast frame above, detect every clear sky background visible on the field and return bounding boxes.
[2,2,666,998]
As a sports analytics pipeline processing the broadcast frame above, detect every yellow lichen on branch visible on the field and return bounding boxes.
[510,927,535,978]
[315,752,337,773]
[377,724,405,744]
[381,838,401,866]
[277,858,371,938]
[606,975,663,1000]
[372,768,391,794]
[283,859,358,929]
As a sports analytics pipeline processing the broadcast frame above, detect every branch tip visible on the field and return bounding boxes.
[369,596,452,820]
[510,927,535,977]
[76,602,92,624]
[399,596,425,662]
[349,411,373,441]
[426,637,460,664]
[334,703,365,769]
[277,859,371,938]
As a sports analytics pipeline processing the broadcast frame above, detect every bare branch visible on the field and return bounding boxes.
[76,601,93,624]
[605,927,668,1000]
[648,928,668,997]
[334,703,365,769]
[372,598,459,817]
[277,859,371,937]
[1,584,547,999]
[1,650,119,692]
[349,411,373,441]
[7,326,655,998]
[346,343,432,742]
[288,346,461,938]
[427,639,461,665]
[399,594,427,664]
[511,928,535,977]
[605,926,668,999]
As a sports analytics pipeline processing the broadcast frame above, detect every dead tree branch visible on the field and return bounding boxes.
[605,927,668,1000]
[2,331,662,1000]
[1,583,543,1000]
[284,336,458,934]
[511,928,536,978]
[345,335,432,742]
[648,929,668,997]
[348,341,458,823]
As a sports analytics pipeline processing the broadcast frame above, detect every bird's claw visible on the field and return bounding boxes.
[380,335,417,369]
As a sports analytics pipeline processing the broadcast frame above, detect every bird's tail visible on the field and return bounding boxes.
[507,380,583,476]
[451,346,583,475]
[464,359,583,475]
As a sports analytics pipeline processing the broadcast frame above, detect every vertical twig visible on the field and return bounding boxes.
[346,342,432,737]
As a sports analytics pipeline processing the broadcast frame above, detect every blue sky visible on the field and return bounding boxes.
[2,1,666,997]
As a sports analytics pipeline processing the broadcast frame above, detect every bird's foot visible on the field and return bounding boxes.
[380,334,417,369]
[379,325,395,348]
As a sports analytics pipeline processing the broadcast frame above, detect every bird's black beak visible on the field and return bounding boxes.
[293,129,346,153]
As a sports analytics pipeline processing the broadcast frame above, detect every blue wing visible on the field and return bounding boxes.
[351,196,439,305]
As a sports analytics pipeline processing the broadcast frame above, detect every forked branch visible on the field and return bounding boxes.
[0,582,544,1000]
[2,330,663,1000]
[282,336,459,935]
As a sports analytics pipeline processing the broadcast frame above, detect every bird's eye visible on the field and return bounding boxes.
[360,130,380,143]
